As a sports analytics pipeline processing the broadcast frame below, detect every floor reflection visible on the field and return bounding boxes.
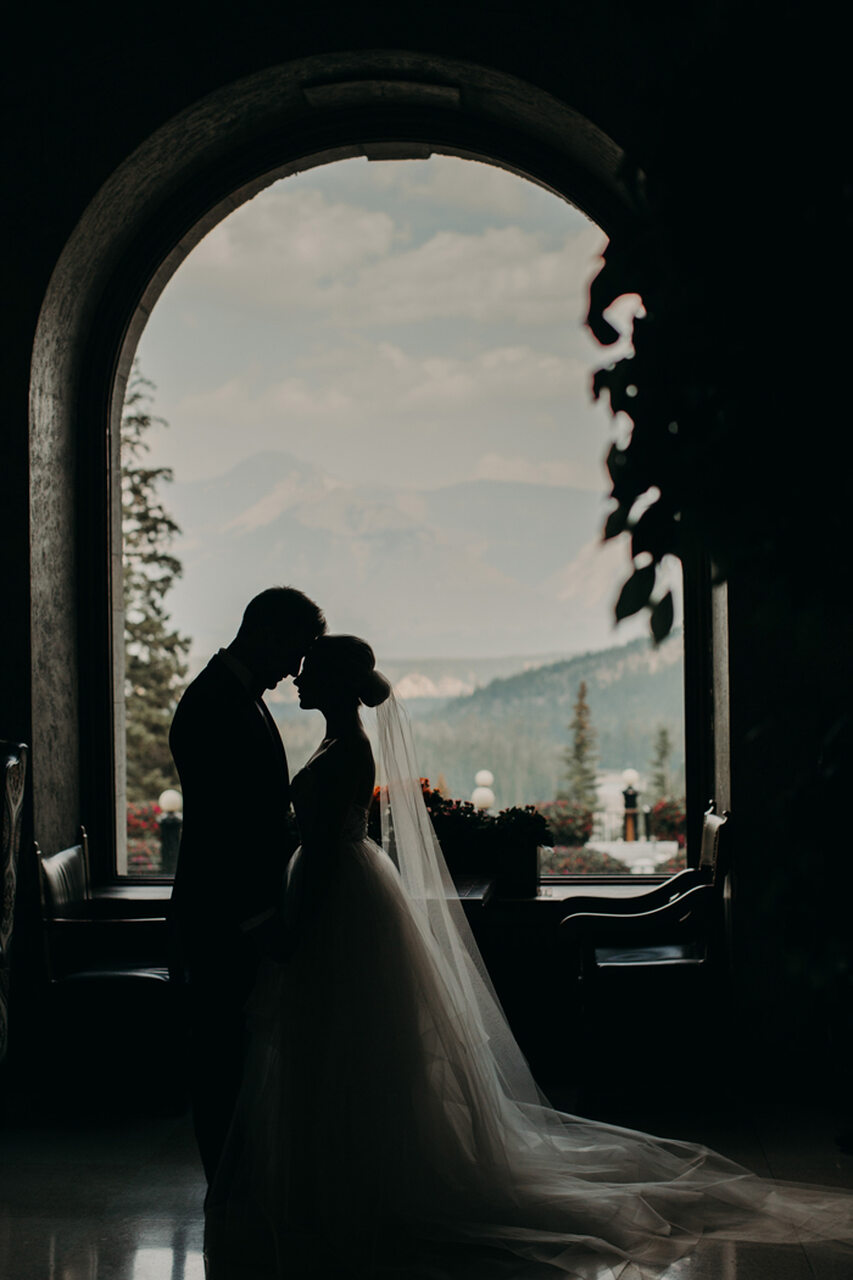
[133,1245,205,1280]
[0,1215,832,1280]
[1,1110,848,1280]
[0,1234,206,1280]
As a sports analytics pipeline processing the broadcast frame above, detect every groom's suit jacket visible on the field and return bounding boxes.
[169,651,296,987]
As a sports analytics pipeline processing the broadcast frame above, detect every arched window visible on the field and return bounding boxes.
[118,155,686,883]
[29,56,722,887]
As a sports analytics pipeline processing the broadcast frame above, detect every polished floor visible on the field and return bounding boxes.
[1,1099,852,1279]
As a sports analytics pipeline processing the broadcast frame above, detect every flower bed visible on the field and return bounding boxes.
[535,800,593,847]
[126,801,162,873]
[539,845,630,875]
[653,850,688,875]
[648,797,687,847]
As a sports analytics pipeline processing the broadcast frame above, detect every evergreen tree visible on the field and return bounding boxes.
[649,724,673,800]
[562,681,598,810]
[122,364,191,801]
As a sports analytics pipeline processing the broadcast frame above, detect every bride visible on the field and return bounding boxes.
[205,634,853,1279]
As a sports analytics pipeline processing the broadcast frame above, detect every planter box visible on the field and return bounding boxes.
[369,789,547,900]
[440,830,541,899]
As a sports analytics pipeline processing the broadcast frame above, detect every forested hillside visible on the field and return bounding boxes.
[275,632,684,809]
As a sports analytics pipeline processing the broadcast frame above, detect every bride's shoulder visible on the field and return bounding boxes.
[308,728,373,772]
[332,728,373,767]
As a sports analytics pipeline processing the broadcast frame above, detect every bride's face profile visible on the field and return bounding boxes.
[295,636,382,714]
[294,655,352,712]
[293,657,323,710]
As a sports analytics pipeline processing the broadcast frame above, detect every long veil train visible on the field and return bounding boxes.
[373,691,853,1276]
[206,692,853,1280]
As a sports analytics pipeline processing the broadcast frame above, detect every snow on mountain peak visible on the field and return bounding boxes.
[394,672,476,699]
[226,471,343,531]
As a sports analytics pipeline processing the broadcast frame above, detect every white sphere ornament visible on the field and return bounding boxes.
[158,788,183,814]
[471,786,495,811]
[621,768,640,789]
[475,769,494,787]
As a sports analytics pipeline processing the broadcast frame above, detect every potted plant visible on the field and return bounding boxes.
[369,781,549,898]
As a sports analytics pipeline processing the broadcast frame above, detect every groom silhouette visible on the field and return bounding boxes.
[169,586,326,1183]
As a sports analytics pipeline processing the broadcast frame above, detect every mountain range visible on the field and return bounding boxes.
[273,631,685,808]
[165,449,648,663]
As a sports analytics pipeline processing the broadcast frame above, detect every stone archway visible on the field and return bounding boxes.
[28,51,637,857]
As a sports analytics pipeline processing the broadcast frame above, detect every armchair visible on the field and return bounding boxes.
[559,802,727,927]
[558,804,731,1097]
[36,832,183,1109]
[560,803,729,966]
[37,829,170,980]
[1,740,28,1064]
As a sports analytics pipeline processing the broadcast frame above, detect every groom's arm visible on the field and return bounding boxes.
[171,688,288,937]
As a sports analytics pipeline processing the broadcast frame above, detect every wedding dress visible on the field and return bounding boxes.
[205,694,853,1279]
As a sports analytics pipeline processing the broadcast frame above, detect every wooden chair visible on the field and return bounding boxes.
[37,829,170,981]
[558,804,731,1096]
[0,740,28,1064]
[559,802,727,929]
[36,832,184,1109]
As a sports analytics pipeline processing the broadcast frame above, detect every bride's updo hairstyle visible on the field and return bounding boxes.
[308,635,391,708]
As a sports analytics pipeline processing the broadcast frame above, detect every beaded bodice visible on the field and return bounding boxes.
[291,765,370,845]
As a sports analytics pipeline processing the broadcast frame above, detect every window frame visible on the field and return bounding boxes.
[537,550,720,888]
[99,381,722,895]
[52,90,693,889]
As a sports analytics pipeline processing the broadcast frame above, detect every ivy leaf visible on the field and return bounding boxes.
[587,259,624,347]
[592,358,638,415]
[603,503,631,541]
[592,367,610,401]
[605,443,643,505]
[605,442,627,484]
[631,500,671,560]
[587,311,622,348]
[614,564,656,621]
[650,591,674,643]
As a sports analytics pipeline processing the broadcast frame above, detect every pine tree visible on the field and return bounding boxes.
[649,725,673,800]
[122,364,191,801]
[562,681,598,811]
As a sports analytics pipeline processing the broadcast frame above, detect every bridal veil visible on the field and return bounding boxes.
[373,692,853,1275]
[206,692,853,1279]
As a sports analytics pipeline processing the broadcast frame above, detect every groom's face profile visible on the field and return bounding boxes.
[255,630,309,691]
[233,589,325,693]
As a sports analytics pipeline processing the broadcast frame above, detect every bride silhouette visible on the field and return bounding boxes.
[204,635,853,1279]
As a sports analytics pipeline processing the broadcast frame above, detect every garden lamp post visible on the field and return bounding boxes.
[472,769,495,813]
[158,788,183,876]
[621,769,640,842]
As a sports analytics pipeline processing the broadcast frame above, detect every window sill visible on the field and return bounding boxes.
[88,883,172,919]
[86,877,672,920]
[488,878,675,908]
[537,878,668,901]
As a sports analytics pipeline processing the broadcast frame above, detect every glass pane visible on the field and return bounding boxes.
[534,600,687,879]
[120,154,685,880]
[120,372,189,876]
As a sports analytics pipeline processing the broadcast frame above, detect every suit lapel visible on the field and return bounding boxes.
[210,653,290,791]
[255,695,290,790]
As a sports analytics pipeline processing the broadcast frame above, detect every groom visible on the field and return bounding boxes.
[169,585,326,1184]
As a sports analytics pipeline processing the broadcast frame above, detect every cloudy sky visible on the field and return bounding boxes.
[134,155,660,660]
[138,155,633,489]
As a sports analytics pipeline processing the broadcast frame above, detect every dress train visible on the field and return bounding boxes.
[205,695,853,1277]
